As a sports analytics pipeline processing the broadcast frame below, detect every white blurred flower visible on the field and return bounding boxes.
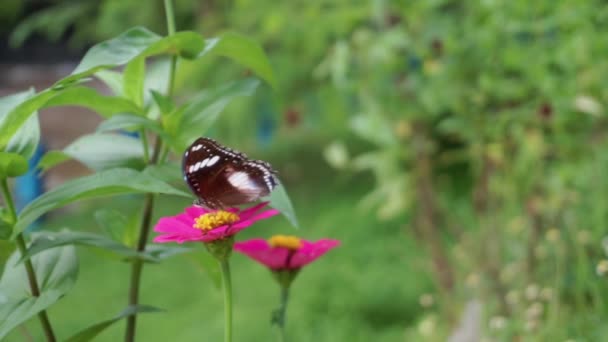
[419,293,434,308]
[596,260,608,276]
[506,290,520,306]
[525,284,540,301]
[489,316,507,330]
[526,302,544,320]
[466,273,480,289]
[574,95,602,116]
[418,316,436,337]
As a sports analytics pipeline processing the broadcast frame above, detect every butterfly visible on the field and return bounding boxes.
[182,137,278,209]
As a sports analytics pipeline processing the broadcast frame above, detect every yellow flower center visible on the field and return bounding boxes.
[268,235,302,250]
[193,211,239,231]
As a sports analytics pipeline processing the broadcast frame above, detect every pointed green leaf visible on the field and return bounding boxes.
[65,305,162,342]
[150,90,175,115]
[0,152,28,179]
[1,90,41,160]
[185,249,221,289]
[63,133,145,171]
[263,182,299,229]
[58,27,205,86]
[18,231,137,262]
[13,168,190,237]
[95,70,124,96]
[0,244,77,340]
[36,151,71,173]
[94,208,129,243]
[97,114,165,138]
[19,231,191,263]
[43,86,142,118]
[200,33,276,88]
[124,57,145,107]
[0,87,141,151]
[173,78,260,151]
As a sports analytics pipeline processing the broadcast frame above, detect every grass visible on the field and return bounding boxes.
[6,152,433,341]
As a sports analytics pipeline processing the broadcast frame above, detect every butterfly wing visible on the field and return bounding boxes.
[182,137,277,209]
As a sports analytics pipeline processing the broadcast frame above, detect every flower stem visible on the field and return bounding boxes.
[275,286,290,342]
[219,259,233,342]
[164,0,177,97]
[124,191,155,342]
[1,179,56,342]
[124,1,176,341]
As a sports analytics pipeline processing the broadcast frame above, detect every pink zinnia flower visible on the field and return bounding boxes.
[234,235,340,270]
[153,202,279,244]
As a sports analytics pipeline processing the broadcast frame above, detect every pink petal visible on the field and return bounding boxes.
[153,217,195,234]
[185,206,208,219]
[238,202,270,220]
[234,239,289,269]
[289,239,340,268]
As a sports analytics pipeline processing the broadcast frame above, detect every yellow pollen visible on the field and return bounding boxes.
[193,211,239,231]
[268,235,302,250]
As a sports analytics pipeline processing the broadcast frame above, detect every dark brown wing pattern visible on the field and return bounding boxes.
[182,137,277,209]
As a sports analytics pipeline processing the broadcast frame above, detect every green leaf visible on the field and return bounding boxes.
[0,87,141,151]
[0,244,77,340]
[43,86,142,118]
[0,89,55,151]
[97,114,165,138]
[58,27,205,86]
[142,162,184,186]
[185,249,221,289]
[1,90,40,160]
[201,33,276,88]
[18,231,138,262]
[0,209,12,240]
[65,305,162,342]
[63,133,145,171]
[13,168,190,237]
[94,209,129,243]
[150,90,175,115]
[143,245,192,262]
[36,151,71,173]
[123,57,145,107]
[0,152,28,179]
[95,70,124,96]
[263,182,299,229]
[19,231,191,263]
[173,78,260,151]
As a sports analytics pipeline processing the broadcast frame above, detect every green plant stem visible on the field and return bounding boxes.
[164,0,177,97]
[219,260,233,342]
[276,286,290,342]
[124,136,163,342]
[140,129,150,163]
[125,2,177,340]
[1,179,56,342]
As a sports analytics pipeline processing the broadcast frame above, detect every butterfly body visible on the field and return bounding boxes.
[182,137,278,209]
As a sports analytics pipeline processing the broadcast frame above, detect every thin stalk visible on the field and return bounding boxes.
[164,0,177,97]
[276,286,290,342]
[124,138,162,342]
[124,2,177,340]
[1,179,56,342]
[140,129,150,163]
[220,260,233,342]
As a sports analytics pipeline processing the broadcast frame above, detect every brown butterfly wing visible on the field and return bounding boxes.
[182,137,277,209]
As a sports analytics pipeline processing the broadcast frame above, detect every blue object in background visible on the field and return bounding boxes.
[14,142,46,232]
[256,98,276,147]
